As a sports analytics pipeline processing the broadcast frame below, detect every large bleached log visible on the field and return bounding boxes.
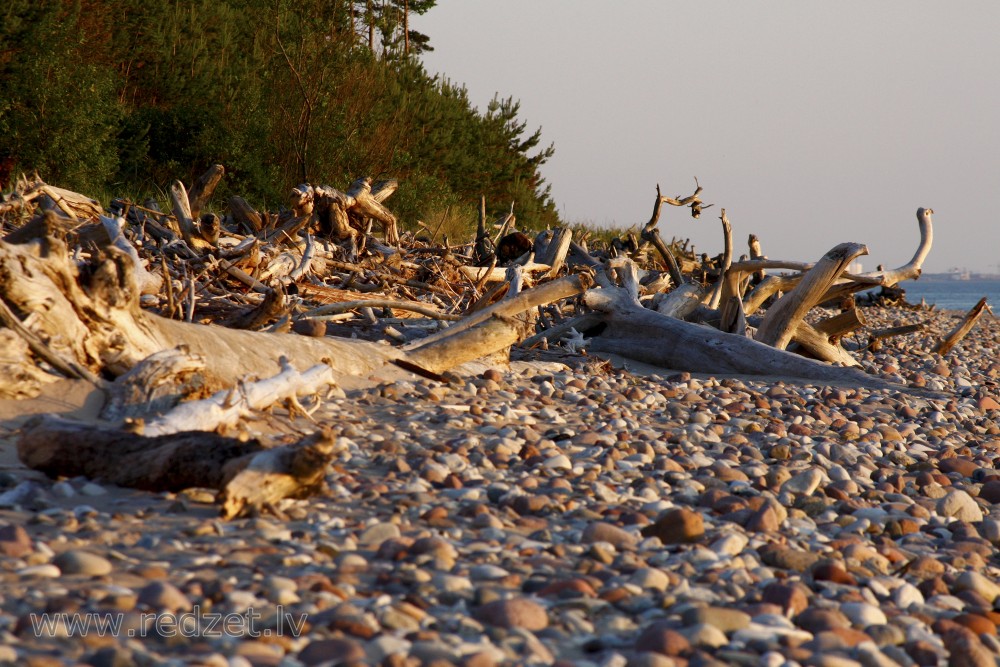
[582,265,903,388]
[0,234,592,392]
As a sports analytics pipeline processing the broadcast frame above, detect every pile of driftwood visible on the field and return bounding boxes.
[0,168,971,516]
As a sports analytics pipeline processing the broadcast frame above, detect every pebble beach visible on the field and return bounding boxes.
[1,304,999,667]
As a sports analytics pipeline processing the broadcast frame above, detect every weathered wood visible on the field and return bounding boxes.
[346,177,399,244]
[748,233,766,283]
[459,261,551,285]
[519,312,603,349]
[867,323,924,351]
[706,209,733,310]
[640,184,685,287]
[169,180,212,252]
[655,283,709,319]
[404,271,592,374]
[934,297,990,356]
[17,414,264,492]
[408,273,593,351]
[0,329,58,399]
[865,207,934,287]
[815,308,867,340]
[229,196,263,234]
[188,164,225,221]
[101,347,209,423]
[303,298,460,321]
[142,359,337,437]
[789,322,861,367]
[220,430,337,520]
[744,274,797,315]
[0,236,398,385]
[539,227,573,277]
[583,277,905,389]
[755,243,868,350]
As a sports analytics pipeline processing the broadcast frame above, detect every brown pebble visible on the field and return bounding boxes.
[482,368,504,383]
[811,561,857,586]
[978,395,1000,411]
[762,582,809,616]
[0,524,32,558]
[979,480,1000,503]
[827,626,876,647]
[938,457,979,478]
[537,579,597,599]
[475,597,548,631]
[794,608,851,633]
[641,508,704,544]
[634,620,691,656]
[744,505,780,533]
[906,555,946,579]
[950,613,997,635]
[297,638,365,666]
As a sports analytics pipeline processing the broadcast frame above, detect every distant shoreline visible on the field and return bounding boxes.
[916,275,1000,282]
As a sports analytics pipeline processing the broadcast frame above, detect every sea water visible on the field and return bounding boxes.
[881,279,1000,312]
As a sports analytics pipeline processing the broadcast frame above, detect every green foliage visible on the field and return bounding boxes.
[0,0,558,233]
[0,1,122,192]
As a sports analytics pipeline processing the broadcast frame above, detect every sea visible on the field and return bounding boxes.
[870,278,1000,312]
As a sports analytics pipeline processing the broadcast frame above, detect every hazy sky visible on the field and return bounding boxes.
[413,2,1000,274]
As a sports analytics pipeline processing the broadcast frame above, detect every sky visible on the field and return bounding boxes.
[413,1,1000,275]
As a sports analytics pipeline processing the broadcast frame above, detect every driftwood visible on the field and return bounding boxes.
[867,323,925,352]
[2,173,947,513]
[581,261,903,389]
[755,242,868,350]
[16,414,335,519]
[934,298,991,356]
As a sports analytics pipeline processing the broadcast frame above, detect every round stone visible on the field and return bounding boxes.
[936,490,983,522]
[53,550,113,576]
[475,597,548,631]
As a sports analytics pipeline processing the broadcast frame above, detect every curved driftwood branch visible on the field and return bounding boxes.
[863,207,934,287]
[706,208,733,310]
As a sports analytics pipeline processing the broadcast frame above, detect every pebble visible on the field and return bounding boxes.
[474,598,548,631]
[582,521,638,549]
[953,571,1000,604]
[681,606,751,633]
[635,621,692,656]
[936,490,983,522]
[781,468,824,496]
[136,581,192,612]
[0,523,32,557]
[52,549,113,576]
[839,601,888,628]
[641,508,704,543]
